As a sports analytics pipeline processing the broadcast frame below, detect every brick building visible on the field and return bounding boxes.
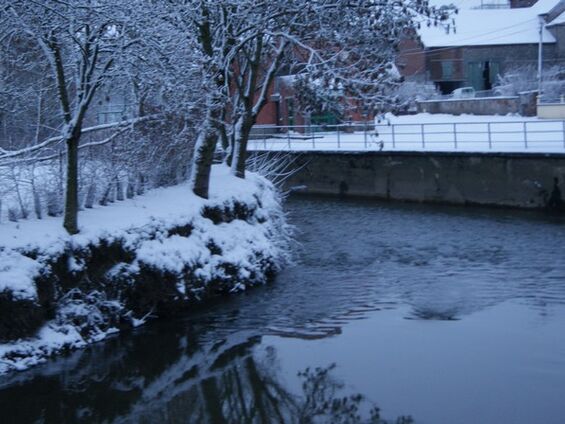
[397,0,565,94]
[255,0,565,126]
[255,74,369,128]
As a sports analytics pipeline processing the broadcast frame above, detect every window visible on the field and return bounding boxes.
[441,61,454,80]
[286,98,295,128]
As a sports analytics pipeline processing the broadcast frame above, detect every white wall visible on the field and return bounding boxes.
[538,103,565,119]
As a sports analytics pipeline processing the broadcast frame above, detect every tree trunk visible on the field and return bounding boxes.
[225,128,235,167]
[63,135,79,234]
[190,118,219,199]
[230,114,254,179]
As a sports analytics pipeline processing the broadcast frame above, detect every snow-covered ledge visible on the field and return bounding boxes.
[0,165,291,374]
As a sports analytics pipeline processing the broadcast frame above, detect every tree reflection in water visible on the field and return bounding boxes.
[116,335,414,424]
[0,327,414,424]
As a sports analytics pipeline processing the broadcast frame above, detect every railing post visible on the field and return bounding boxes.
[391,124,396,149]
[263,133,267,150]
[453,123,457,150]
[523,122,528,149]
[364,123,367,149]
[337,125,341,149]
[287,128,291,149]
[487,122,492,150]
[421,124,425,149]
[562,120,565,150]
[311,123,315,149]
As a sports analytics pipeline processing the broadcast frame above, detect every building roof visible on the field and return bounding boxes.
[545,0,565,26]
[419,0,559,47]
[547,11,565,24]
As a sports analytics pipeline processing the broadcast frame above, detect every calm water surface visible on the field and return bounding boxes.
[1,197,565,424]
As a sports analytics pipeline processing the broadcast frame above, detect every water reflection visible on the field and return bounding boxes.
[0,326,412,424]
[1,196,565,423]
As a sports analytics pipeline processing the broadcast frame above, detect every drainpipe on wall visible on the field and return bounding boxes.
[537,15,545,100]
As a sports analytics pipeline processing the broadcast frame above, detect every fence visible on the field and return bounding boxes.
[248,120,565,153]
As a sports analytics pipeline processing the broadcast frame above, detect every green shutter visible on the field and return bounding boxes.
[466,62,484,91]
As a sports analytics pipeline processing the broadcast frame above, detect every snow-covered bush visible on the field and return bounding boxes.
[494,65,565,101]
[393,80,441,112]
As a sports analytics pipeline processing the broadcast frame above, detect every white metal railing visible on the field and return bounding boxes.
[247,120,565,153]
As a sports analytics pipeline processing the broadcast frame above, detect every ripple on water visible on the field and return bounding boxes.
[1,196,565,424]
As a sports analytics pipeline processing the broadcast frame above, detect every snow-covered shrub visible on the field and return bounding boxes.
[46,191,63,217]
[126,181,135,199]
[32,188,42,220]
[494,65,565,101]
[116,180,125,201]
[84,183,96,209]
[8,207,19,222]
[394,80,440,112]
[98,182,114,206]
[246,151,305,198]
[0,291,45,344]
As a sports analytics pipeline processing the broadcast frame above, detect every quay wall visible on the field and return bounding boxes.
[256,151,565,210]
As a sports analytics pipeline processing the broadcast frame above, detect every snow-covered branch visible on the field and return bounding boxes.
[0,115,160,162]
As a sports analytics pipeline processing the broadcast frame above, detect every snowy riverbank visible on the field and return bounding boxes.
[0,165,291,374]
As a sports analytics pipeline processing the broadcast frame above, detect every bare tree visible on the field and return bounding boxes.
[0,1,454,218]
[225,1,454,178]
[4,0,141,233]
[164,0,453,198]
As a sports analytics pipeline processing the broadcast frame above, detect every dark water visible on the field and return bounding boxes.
[1,197,565,424]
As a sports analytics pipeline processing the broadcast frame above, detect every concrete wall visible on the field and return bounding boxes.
[417,97,521,115]
[270,151,565,210]
[538,103,565,119]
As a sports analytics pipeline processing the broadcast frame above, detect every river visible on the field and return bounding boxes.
[1,196,565,424]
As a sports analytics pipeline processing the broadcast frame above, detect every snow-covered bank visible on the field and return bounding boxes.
[0,165,291,374]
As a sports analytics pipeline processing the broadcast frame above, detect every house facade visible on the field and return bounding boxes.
[254,0,565,126]
[398,0,565,94]
[255,75,368,128]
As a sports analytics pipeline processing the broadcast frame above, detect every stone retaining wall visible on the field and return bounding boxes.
[271,151,565,211]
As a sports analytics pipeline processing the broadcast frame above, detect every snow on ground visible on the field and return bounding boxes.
[0,165,270,300]
[0,165,265,252]
[0,164,290,374]
[248,114,565,153]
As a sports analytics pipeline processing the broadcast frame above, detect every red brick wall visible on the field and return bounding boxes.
[396,37,426,77]
[426,47,464,81]
[255,76,373,127]
[255,101,277,125]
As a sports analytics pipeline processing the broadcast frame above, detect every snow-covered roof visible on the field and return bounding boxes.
[532,0,565,14]
[419,0,559,47]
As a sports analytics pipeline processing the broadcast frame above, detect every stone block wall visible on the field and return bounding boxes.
[270,151,565,211]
